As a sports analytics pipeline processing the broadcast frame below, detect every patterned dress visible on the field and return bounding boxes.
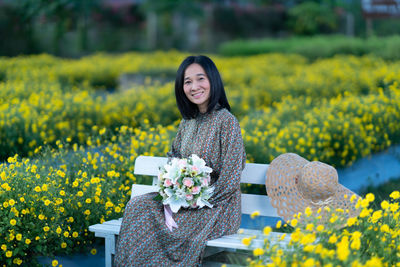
[114,107,246,267]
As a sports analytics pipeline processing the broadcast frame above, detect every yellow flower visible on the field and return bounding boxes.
[56,227,62,234]
[381,200,389,210]
[41,184,48,191]
[8,199,15,206]
[84,209,91,216]
[43,226,50,232]
[6,250,12,257]
[365,256,383,267]
[305,207,312,217]
[242,237,251,246]
[57,170,65,177]
[60,190,66,196]
[10,219,16,226]
[253,248,264,256]
[63,231,69,238]
[306,223,314,231]
[276,220,282,229]
[290,219,298,227]
[350,237,361,250]
[1,244,7,251]
[303,258,315,267]
[359,208,370,218]
[16,234,22,241]
[250,210,260,219]
[303,244,315,252]
[380,224,389,233]
[347,217,357,227]
[336,236,350,261]
[13,257,22,265]
[316,225,324,232]
[85,198,91,204]
[72,232,78,238]
[263,226,272,236]
[365,193,375,202]
[91,248,97,255]
[300,233,316,245]
[328,234,337,244]
[0,171,6,180]
[279,233,287,241]
[390,191,399,200]
[371,210,382,223]
[52,259,58,266]
[360,199,370,208]
[61,242,67,248]
[34,186,41,192]
[25,239,31,245]
[390,202,399,212]
[351,260,362,267]
[38,214,45,220]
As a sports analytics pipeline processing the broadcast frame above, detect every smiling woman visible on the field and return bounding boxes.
[174,55,231,119]
[114,55,246,266]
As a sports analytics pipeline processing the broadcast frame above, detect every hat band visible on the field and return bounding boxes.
[309,196,334,207]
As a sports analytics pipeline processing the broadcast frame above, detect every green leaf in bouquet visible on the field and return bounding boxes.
[153,194,163,202]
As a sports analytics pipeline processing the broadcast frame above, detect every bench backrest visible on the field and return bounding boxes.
[133,156,279,218]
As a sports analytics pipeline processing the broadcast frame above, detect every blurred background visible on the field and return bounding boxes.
[1,0,400,57]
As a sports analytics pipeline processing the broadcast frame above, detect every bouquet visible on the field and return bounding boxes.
[156,154,214,213]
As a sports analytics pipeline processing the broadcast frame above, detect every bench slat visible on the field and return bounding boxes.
[240,163,269,185]
[241,194,278,217]
[89,223,120,236]
[134,156,269,185]
[89,223,290,250]
[131,184,157,198]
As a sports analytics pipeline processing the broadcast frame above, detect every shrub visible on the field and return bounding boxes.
[245,192,400,266]
[0,124,175,265]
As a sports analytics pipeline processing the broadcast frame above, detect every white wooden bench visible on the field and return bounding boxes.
[89,156,290,267]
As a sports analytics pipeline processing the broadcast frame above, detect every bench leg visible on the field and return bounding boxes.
[105,235,116,267]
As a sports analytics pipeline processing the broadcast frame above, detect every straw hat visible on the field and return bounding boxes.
[266,153,361,222]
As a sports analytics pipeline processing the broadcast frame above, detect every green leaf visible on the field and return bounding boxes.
[153,194,163,202]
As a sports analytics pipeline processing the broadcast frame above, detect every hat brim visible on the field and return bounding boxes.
[266,153,360,222]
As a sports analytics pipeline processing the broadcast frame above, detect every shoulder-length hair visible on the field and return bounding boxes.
[175,55,231,119]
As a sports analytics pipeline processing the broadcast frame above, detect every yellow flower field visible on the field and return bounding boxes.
[246,192,400,267]
[1,51,400,264]
[1,52,400,166]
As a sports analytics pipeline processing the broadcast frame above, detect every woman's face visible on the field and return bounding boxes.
[183,63,211,113]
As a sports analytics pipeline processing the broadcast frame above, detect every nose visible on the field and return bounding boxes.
[190,81,201,91]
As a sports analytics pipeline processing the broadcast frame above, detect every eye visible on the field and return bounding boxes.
[184,80,191,85]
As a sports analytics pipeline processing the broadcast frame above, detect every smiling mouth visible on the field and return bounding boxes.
[192,92,204,99]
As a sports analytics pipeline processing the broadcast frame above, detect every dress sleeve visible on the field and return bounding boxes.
[166,120,184,159]
[209,115,246,206]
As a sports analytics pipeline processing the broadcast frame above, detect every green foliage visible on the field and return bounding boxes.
[287,1,338,36]
[219,35,400,60]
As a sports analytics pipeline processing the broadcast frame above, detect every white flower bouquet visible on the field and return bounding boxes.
[156,154,214,213]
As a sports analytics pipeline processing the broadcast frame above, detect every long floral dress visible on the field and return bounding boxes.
[114,107,246,267]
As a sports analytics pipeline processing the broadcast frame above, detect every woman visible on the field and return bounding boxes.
[114,55,246,266]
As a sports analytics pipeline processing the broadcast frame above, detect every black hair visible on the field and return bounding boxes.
[174,55,231,119]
